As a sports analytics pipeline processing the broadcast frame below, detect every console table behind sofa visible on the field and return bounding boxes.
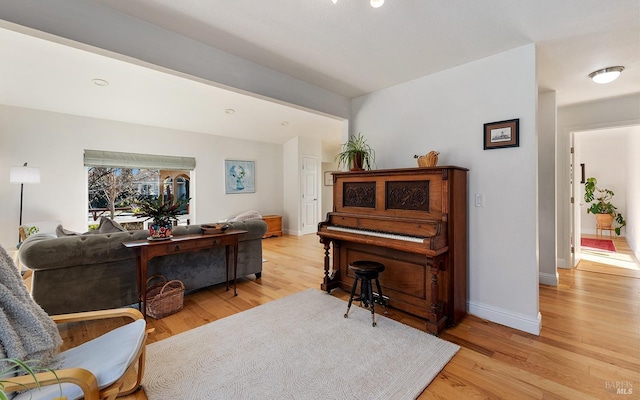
[18,220,267,315]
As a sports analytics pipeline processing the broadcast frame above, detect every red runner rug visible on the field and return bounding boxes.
[581,238,616,252]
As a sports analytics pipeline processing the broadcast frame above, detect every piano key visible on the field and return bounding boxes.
[326,226,425,243]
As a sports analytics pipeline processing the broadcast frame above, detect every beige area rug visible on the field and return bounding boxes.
[143,289,459,399]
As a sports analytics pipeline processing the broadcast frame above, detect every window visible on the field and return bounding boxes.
[85,150,195,229]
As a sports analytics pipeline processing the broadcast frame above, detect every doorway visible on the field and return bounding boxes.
[570,125,639,274]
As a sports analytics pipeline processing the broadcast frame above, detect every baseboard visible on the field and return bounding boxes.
[468,300,541,335]
[556,257,567,268]
[539,271,558,286]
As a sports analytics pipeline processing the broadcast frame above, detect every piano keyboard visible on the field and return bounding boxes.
[326,226,425,243]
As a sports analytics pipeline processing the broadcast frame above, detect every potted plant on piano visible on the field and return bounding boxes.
[335,132,376,171]
[584,177,626,235]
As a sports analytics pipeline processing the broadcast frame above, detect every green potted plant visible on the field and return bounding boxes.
[584,177,626,235]
[335,132,376,171]
[1,358,63,400]
[132,193,190,239]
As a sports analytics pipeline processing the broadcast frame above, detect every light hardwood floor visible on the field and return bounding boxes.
[58,234,639,399]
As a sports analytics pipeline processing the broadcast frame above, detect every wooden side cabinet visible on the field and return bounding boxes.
[262,215,282,238]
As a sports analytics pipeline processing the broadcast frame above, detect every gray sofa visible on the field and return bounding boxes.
[18,220,267,315]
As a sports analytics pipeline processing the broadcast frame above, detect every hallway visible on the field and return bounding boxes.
[578,234,640,279]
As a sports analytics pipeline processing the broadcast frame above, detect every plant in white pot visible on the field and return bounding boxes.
[584,177,626,235]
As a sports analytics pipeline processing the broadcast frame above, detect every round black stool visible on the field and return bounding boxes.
[344,260,387,327]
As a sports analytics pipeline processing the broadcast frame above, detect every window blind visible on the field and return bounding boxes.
[84,150,196,170]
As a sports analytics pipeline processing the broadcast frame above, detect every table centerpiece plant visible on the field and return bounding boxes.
[132,193,190,239]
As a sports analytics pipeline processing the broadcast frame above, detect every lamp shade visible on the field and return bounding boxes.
[10,165,41,184]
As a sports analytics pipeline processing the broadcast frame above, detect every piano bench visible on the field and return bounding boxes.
[344,261,388,327]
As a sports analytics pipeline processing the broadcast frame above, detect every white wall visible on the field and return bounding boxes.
[351,44,541,334]
[321,162,338,219]
[282,137,299,235]
[320,124,347,220]
[628,129,640,260]
[0,105,283,247]
[557,94,640,267]
[538,91,558,286]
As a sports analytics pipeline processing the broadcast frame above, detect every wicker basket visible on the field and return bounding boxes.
[145,275,185,319]
[416,151,439,167]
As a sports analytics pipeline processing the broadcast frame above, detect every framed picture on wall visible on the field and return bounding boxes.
[224,160,255,194]
[324,171,335,186]
[483,118,519,150]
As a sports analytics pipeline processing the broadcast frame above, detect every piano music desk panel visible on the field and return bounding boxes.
[319,167,467,335]
[335,171,445,220]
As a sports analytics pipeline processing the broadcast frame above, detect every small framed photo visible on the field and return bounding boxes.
[225,160,255,194]
[483,118,519,150]
[324,171,335,186]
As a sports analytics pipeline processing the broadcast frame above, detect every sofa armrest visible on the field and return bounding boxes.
[228,219,268,239]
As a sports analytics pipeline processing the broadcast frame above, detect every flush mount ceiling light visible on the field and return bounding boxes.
[91,78,109,87]
[588,66,624,84]
[331,0,385,7]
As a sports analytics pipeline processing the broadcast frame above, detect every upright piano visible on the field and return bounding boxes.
[318,166,468,334]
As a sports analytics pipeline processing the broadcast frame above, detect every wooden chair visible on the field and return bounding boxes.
[2,308,148,400]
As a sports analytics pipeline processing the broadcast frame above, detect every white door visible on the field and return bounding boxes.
[570,134,581,267]
[301,156,319,235]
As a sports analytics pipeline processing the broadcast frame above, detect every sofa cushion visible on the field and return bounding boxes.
[56,225,80,236]
[56,217,126,237]
[230,210,262,222]
[93,217,126,233]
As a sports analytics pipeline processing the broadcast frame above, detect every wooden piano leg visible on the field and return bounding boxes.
[320,238,338,292]
[426,258,447,335]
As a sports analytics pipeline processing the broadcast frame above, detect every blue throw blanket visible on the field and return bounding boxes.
[0,246,62,373]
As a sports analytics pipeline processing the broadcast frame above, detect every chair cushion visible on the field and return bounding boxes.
[13,319,146,400]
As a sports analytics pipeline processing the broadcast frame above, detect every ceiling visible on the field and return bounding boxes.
[1,0,639,147]
[0,24,345,148]
[93,0,640,104]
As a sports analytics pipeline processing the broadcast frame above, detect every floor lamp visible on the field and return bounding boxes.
[10,162,41,245]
